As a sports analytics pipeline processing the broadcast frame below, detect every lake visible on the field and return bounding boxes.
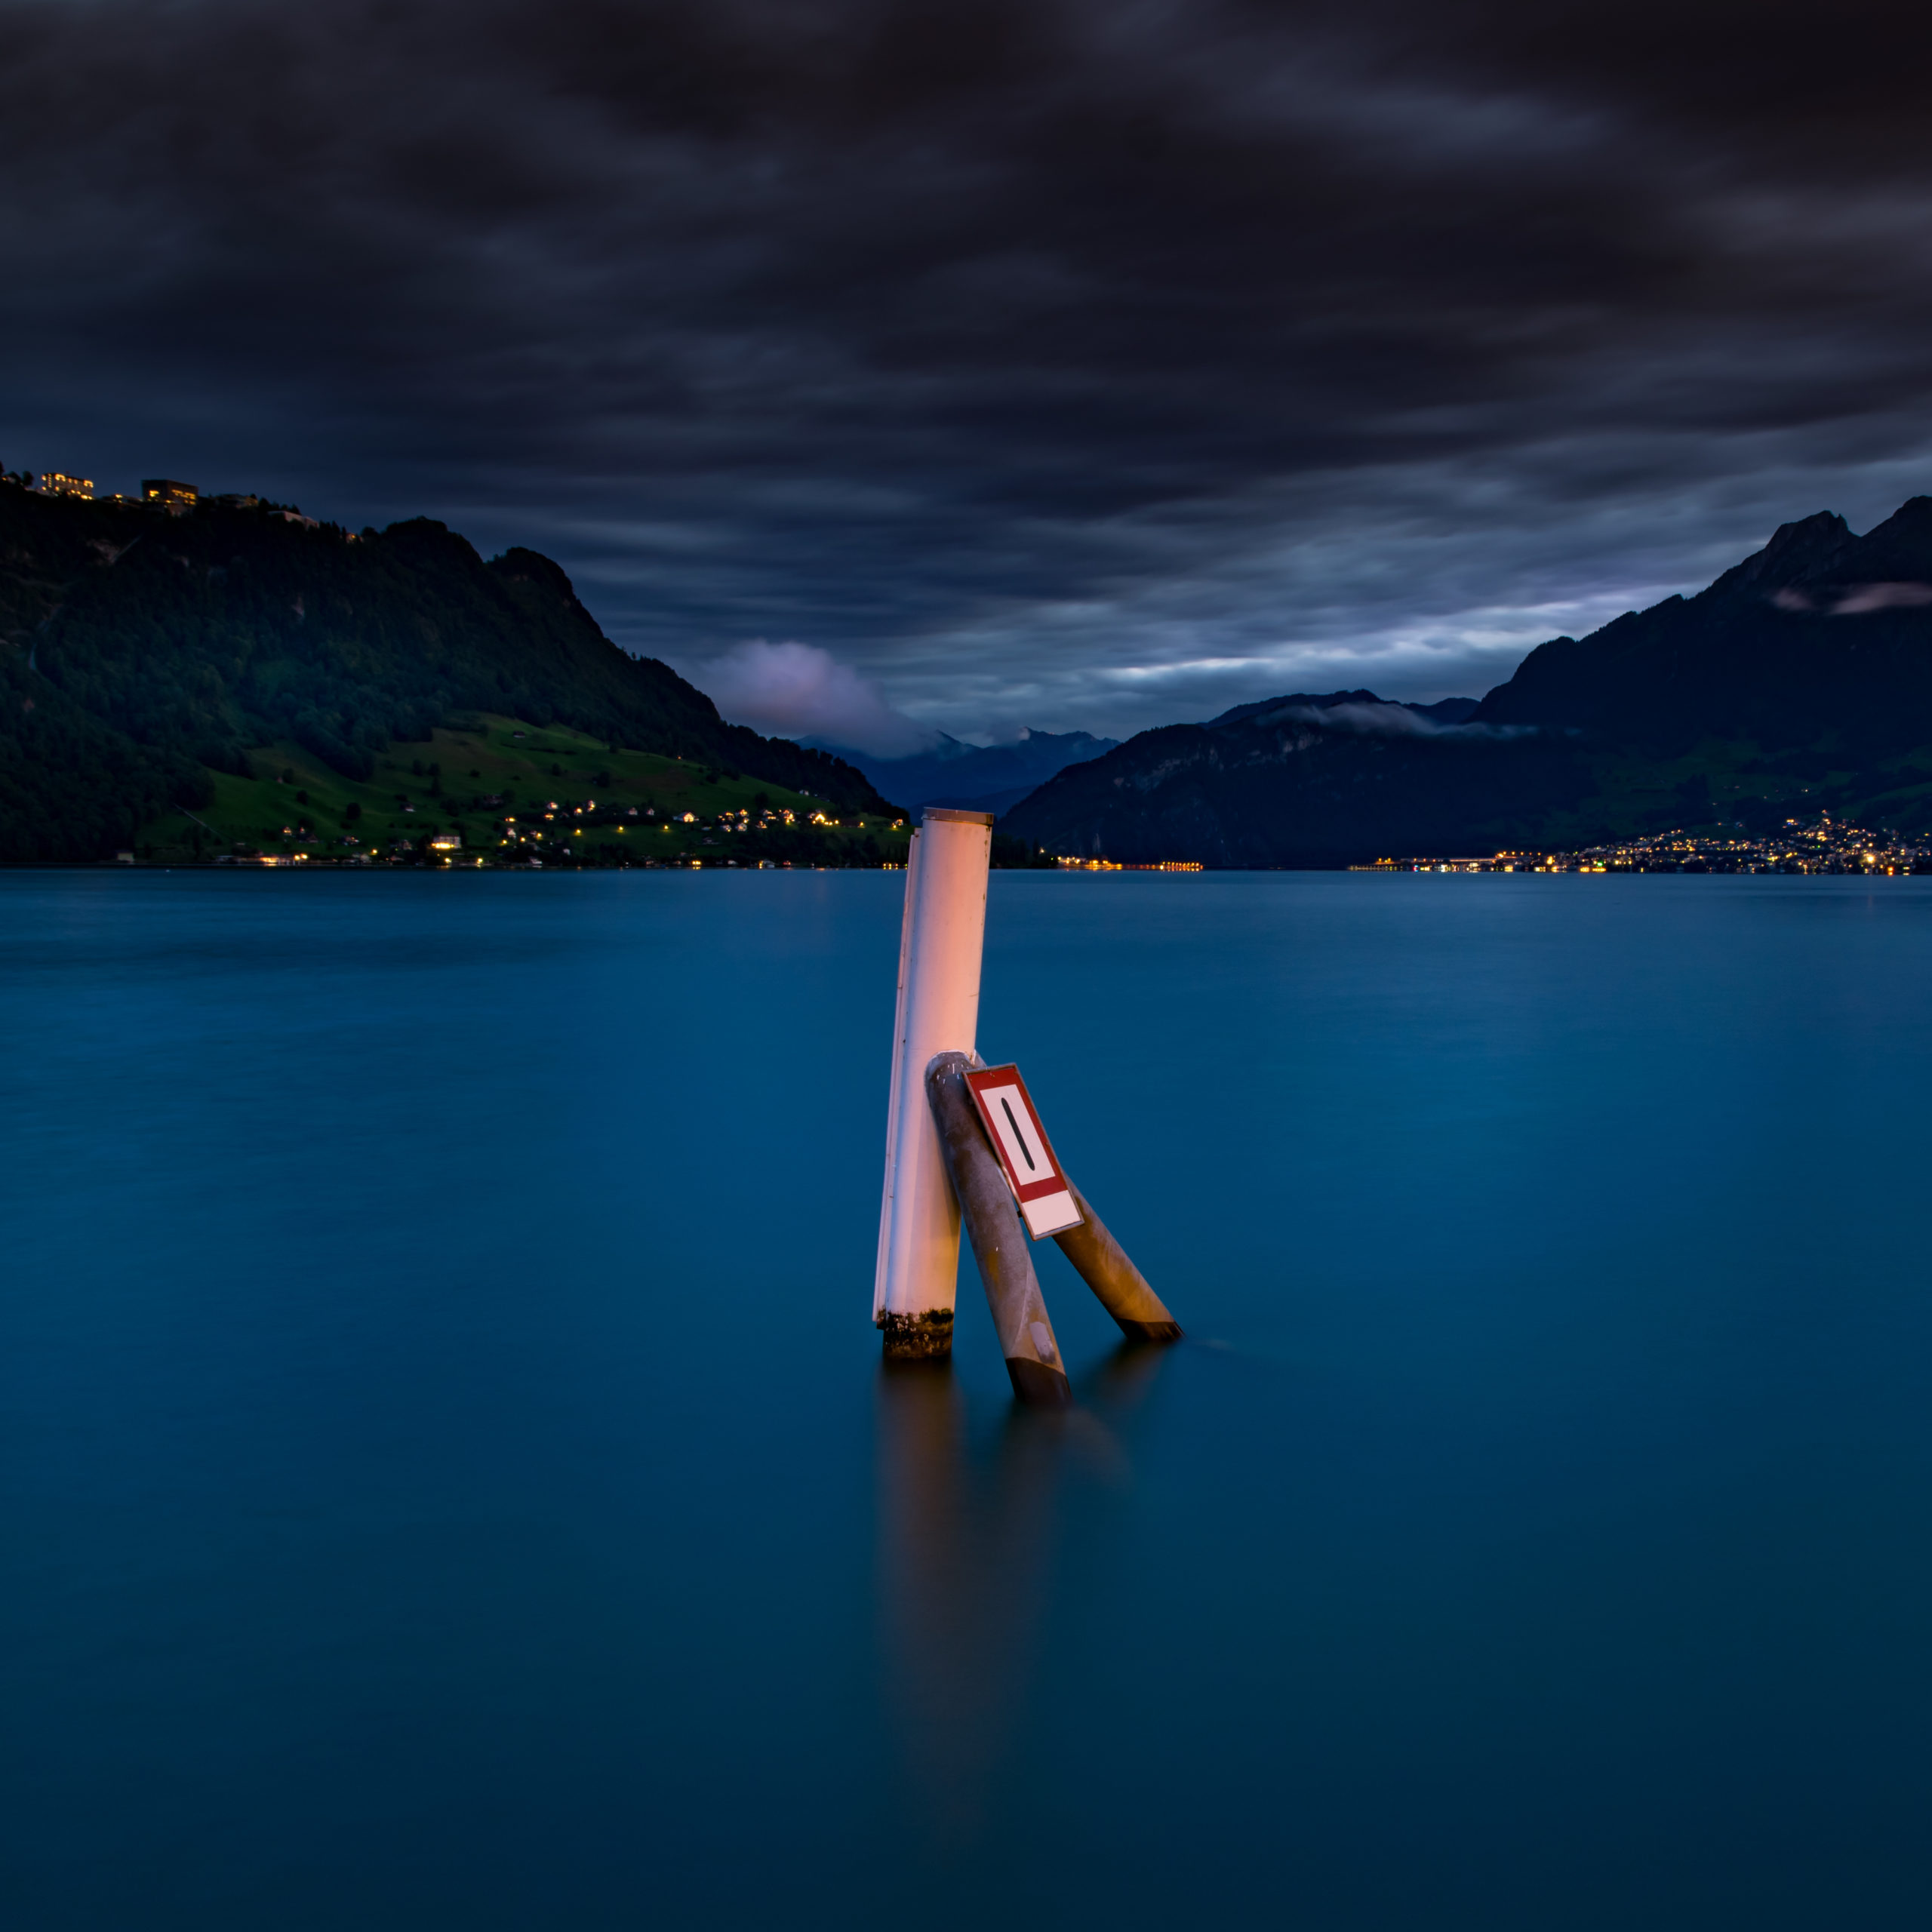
[5,869,1932,1928]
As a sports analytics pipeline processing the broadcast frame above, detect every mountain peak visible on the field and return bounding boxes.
[1712,510,1852,598]
[1828,495,1932,586]
[1769,509,1851,552]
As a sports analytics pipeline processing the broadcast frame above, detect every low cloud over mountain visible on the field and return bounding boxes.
[696,641,930,758]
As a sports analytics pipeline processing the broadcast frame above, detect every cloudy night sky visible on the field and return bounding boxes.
[5,0,1932,750]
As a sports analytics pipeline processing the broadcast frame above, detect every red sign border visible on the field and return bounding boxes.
[964,1064,1071,1205]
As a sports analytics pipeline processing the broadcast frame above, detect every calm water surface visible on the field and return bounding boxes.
[4,870,1931,1928]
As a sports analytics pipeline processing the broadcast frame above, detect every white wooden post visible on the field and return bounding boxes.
[873,808,995,1358]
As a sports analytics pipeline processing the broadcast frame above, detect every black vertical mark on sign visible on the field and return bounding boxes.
[1001,1097,1036,1171]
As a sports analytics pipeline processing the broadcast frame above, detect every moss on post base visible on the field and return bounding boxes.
[878,1308,955,1361]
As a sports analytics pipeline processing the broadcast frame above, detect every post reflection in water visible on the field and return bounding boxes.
[872,1340,1177,1837]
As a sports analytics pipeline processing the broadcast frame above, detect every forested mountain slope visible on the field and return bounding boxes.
[1005,500,1932,866]
[0,481,886,860]
[1473,499,1932,752]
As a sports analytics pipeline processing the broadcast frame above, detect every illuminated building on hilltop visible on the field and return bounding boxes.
[141,478,198,512]
[38,472,94,498]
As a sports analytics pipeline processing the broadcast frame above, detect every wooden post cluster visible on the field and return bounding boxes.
[873,807,1182,1404]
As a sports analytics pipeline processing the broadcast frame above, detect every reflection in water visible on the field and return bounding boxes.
[873,1343,1176,1836]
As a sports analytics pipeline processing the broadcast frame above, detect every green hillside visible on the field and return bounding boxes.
[0,479,893,862]
[140,714,910,868]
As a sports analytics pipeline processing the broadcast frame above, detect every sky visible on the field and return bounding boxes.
[6,0,1932,751]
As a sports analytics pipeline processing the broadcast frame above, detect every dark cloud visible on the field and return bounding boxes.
[5,0,1932,737]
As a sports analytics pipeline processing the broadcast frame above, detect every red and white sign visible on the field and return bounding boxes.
[964,1064,1084,1240]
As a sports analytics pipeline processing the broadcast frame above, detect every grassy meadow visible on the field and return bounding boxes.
[137,714,912,868]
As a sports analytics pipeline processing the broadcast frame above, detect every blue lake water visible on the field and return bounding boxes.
[5,869,1932,1928]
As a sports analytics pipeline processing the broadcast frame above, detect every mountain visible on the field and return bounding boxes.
[1204,692,1480,731]
[0,481,888,860]
[812,727,1118,817]
[1473,504,1932,752]
[1004,690,1582,867]
[1004,497,1932,866]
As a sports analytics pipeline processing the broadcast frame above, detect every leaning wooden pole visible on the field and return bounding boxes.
[872,808,995,1360]
[926,1051,1072,1407]
[1053,1181,1183,1343]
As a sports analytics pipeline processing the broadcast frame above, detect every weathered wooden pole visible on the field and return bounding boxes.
[873,808,996,1359]
[926,1051,1072,1406]
[1053,1182,1183,1343]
